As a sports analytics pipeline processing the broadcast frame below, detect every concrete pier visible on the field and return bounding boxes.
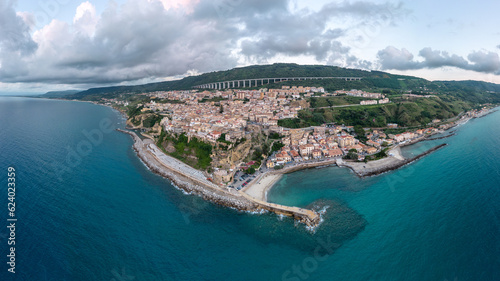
[240,192,320,227]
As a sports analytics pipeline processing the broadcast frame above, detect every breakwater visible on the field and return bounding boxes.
[264,159,339,176]
[354,143,448,177]
[424,133,456,141]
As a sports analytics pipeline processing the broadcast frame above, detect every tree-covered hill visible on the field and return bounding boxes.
[279,95,472,128]
[42,63,500,105]
[66,64,368,100]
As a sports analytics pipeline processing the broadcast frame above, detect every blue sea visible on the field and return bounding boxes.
[0,96,499,281]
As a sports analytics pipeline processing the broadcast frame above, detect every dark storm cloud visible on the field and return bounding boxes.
[239,0,407,64]
[378,46,500,74]
[0,0,406,86]
[1,0,241,84]
[239,4,347,62]
[240,34,346,62]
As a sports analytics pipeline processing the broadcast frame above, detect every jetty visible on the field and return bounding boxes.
[239,192,320,227]
[340,143,448,177]
[424,133,456,141]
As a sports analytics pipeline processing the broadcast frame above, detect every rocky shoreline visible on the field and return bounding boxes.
[117,128,322,228]
[117,129,256,211]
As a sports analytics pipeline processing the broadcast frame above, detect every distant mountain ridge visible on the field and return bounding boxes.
[41,90,81,98]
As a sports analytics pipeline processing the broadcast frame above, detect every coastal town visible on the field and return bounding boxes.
[102,84,493,193]
[8,0,499,278]
[43,70,493,230]
[84,77,496,229]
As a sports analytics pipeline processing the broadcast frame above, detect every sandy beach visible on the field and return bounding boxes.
[243,173,283,201]
[242,158,337,201]
[388,146,405,160]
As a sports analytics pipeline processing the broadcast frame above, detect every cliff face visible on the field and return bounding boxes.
[126,118,136,128]
[126,113,162,135]
[119,129,256,210]
[229,139,252,165]
[127,113,149,128]
[213,139,252,170]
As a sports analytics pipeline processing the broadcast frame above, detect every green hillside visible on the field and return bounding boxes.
[279,95,472,128]
[68,64,375,100]
[62,63,422,100]
[60,63,500,105]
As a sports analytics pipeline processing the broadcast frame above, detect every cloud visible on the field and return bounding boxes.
[1,0,239,84]
[378,46,500,74]
[239,1,407,65]
[467,50,500,73]
[319,0,406,20]
[0,0,37,55]
[0,0,38,80]
[156,0,200,12]
[377,46,417,70]
[73,1,98,37]
[0,0,406,86]
[418,48,469,69]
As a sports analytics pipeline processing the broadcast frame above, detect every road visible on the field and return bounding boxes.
[310,102,393,110]
[144,139,221,189]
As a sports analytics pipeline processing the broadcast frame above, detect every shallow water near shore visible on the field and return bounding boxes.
[1,97,499,280]
[269,107,500,280]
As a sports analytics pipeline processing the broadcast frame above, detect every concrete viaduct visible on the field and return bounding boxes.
[192,76,363,90]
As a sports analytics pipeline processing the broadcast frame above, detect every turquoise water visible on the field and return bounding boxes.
[0,97,498,280]
[269,110,500,280]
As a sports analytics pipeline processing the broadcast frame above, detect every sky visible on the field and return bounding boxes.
[1,0,500,93]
